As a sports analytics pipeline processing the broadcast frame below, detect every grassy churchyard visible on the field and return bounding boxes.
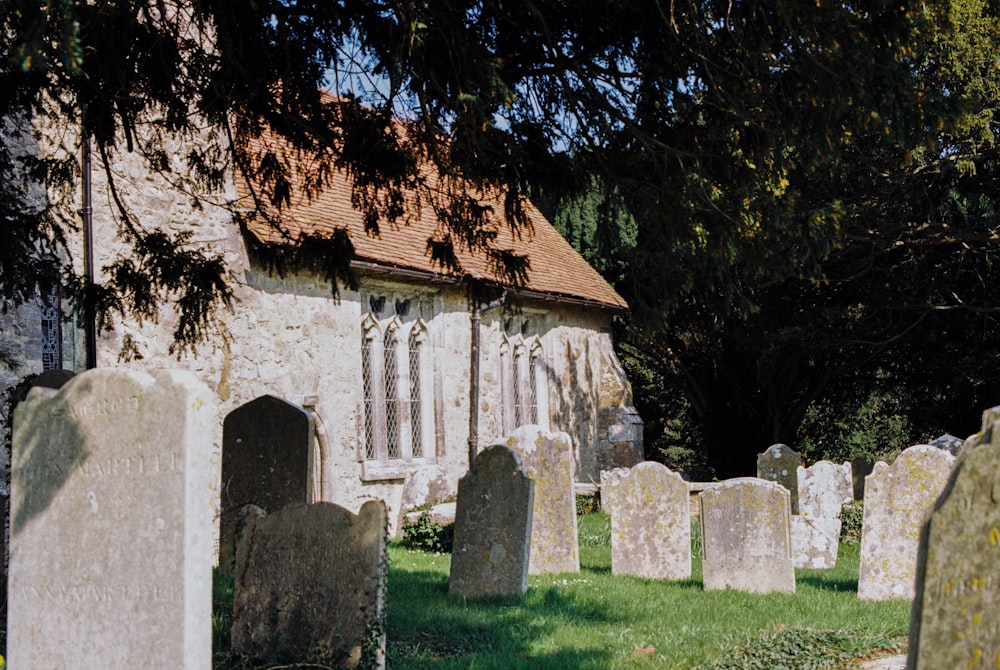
[383,512,908,670]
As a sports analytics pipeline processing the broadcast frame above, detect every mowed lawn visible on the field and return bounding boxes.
[386,512,910,670]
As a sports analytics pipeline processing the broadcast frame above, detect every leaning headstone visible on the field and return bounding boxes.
[232,501,387,669]
[700,477,795,593]
[599,466,630,516]
[798,460,853,519]
[858,445,956,601]
[502,425,579,574]
[757,443,803,513]
[8,369,215,669]
[851,457,874,500]
[791,515,841,569]
[449,445,533,598]
[908,407,1000,669]
[611,462,691,580]
[219,395,313,575]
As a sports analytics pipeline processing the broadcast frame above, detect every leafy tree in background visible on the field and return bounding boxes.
[608,0,1000,476]
[3,1,996,473]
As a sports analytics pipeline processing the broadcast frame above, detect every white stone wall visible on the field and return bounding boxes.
[2,115,641,533]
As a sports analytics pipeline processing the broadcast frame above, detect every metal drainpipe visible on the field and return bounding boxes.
[80,127,97,370]
[467,292,506,468]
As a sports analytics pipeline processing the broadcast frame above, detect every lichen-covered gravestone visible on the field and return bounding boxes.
[700,477,795,594]
[858,445,956,601]
[219,395,313,575]
[599,466,630,517]
[611,462,691,580]
[503,425,579,574]
[908,407,1000,669]
[232,501,387,669]
[8,369,216,669]
[798,460,853,519]
[756,444,803,513]
[449,445,533,598]
[791,460,853,569]
[791,515,842,569]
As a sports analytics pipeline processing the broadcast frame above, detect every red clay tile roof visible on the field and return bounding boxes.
[236,134,627,311]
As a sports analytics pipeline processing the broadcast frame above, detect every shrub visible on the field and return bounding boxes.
[401,512,453,553]
[840,500,864,544]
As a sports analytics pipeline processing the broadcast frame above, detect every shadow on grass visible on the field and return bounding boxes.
[796,572,859,592]
[387,566,617,669]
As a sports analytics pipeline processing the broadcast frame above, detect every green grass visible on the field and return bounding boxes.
[387,512,909,670]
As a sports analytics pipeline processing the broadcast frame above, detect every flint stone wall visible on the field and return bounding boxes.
[858,445,956,601]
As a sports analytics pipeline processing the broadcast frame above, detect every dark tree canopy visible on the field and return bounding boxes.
[3,1,998,470]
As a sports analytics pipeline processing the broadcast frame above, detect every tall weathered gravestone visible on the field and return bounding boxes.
[757,443,803,513]
[908,407,1000,669]
[220,395,313,574]
[798,460,853,519]
[449,445,533,598]
[858,444,955,601]
[791,460,853,569]
[700,477,795,593]
[503,425,579,574]
[232,501,387,669]
[610,462,691,580]
[8,369,216,669]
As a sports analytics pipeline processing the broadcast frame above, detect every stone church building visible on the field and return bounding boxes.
[1,120,642,531]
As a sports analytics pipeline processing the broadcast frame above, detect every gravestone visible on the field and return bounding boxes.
[858,445,956,601]
[502,425,579,574]
[220,395,313,574]
[929,433,964,457]
[791,515,841,569]
[8,369,215,669]
[611,462,691,580]
[599,466,630,516]
[756,443,803,513]
[700,477,795,594]
[798,460,853,519]
[232,500,387,668]
[449,445,533,598]
[851,457,874,500]
[908,407,1000,669]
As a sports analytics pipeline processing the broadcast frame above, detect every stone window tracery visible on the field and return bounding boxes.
[360,292,436,477]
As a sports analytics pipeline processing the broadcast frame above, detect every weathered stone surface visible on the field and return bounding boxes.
[8,368,216,669]
[449,445,533,598]
[700,477,795,594]
[232,501,387,668]
[503,425,579,574]
[611,462,691,580]
[756,444,803,513]
[220,395,313,573]
[396,464,456,534]
[798,460,853,519]
[791,515,842,569]
[908,406,1000,669]
[928,433,964,457]
[858,445,956,601]
[852,457,874,500]
[599,467,630,516]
